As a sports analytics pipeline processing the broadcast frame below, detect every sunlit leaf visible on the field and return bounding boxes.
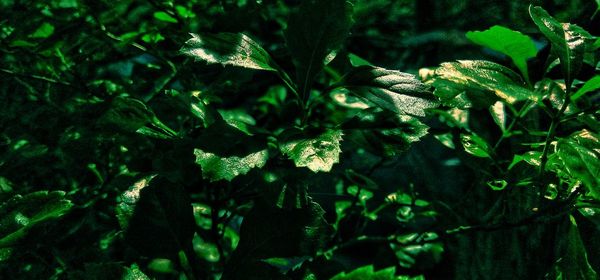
[434,60,535,104]
[466,25,538,82]
[460,133,491,158]
[529,6,595,88]
[279,129,343,173]
[181,33,278,71]
[335,66,438,116]
[194,122,269,181]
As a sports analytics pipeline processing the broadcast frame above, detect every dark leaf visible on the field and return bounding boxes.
[124,176,195,259]
[285,0,354,96]
[342,108,429,156]
[0,191,73,247]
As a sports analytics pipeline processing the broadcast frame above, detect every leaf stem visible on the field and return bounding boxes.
[538,86,571,199]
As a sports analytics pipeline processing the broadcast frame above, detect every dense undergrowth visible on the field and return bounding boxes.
[1,0,599,279]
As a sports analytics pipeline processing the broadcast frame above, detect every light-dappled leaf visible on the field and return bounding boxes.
[342,108,429,156]
[330,265,424,280]
[335,66,438,116]
[285,0,353,96]
[0,191,72,247]
[529,6,595,88]
[123,264,151,280]
[434,60,535,104]
[572,75,600,101]
[279,129,343,173]
[508,151,542,170]
[460,133,491,158]
[550,130,600,199]
[194,148,268,182]
[466,25,538,82]
[194,122,269,181]
[546,216,598,279]
[181,33,278,71]
[116,175,156,230]
[124,176,195,259]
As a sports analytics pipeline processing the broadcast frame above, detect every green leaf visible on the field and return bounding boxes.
[116,175,156,230]
[546,216,598,279]
[122,264,151,280]
[194,148,268,182]
[330,265,423,280]
[124,176,195,259]
[434,60,536,104]
[460,133,491,158]
[0,191,73,247]
[279,129,343,173]
[194,122,269,181]
[572,75,600,101]
[181,33,278,71]
[551,130,600,199]
[285,0,353,96]
[342,108,429,156]
[98,96,177,139]
[508,151,542,170]
[335,66,438,116]
[223,199,332,280]
[29,22,54,39]
[529,6,594,88]
[153,11,178,23]
[466,25,538,83]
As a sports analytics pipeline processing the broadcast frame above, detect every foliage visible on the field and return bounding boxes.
[0,0,599,279]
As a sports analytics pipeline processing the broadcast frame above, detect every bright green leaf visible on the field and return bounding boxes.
[529,6,594,88]
[330,265,424,280]
[508,151,542,170]
[460,133,491,158]
[466,25,538,82]
[29,22,54,39]
[181,33,278,71]
[335,66,438,116]
[279,129,343,173]
[153,11,178,23]
[285,0,353,96]
[572,75,600,101]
